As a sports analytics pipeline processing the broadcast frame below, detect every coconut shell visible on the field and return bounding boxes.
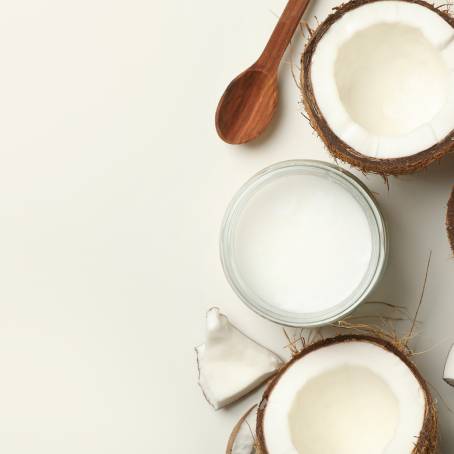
[226,405,257,454]
[256,334,438,453]
[301,0,454,176]
[447,186,454,254]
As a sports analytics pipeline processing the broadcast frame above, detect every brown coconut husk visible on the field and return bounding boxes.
[256,334,438,453]
[447,186,454,253]
[301,0,454,176]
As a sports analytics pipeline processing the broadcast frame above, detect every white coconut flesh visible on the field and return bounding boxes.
[232,420,256,454]
[311,1,454,159]
[228,406,258,454]
[196,308,282,410]
[443,343,454,386]
[263,340,426,454]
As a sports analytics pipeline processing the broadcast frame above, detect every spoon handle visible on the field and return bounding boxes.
[256,0,311,72]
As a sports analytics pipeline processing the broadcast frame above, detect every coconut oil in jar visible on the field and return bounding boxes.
[220,160,387,327]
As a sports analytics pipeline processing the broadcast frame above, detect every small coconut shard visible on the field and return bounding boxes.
[446,186,454,254]
[301,0,454,175]
[256,335,437,454]
[226,405,257,454]
[443,344,454,386]
[196,308,283,410]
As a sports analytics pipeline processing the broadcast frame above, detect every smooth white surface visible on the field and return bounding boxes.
[265,341,424,454]
[235,173,372,313]
[311,1,454,158]
[0,0,454,453]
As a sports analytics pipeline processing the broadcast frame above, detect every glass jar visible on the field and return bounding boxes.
[220,160,388,327]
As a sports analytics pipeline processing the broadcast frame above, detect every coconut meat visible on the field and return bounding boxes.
[310,1,454,159]
[196,308,282,410]
[228,406,257,454]
[443,344,454,386]
[263,340,426,454]
[231,420,255,454]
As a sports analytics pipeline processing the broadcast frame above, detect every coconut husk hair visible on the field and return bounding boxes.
[447,186,454,253]
[301,0,454,176]
[256,334,438,453]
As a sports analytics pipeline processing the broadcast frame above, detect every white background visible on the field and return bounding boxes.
[0,0,453,452]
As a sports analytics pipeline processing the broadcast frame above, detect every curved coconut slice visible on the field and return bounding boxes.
[301,0,454,175]
[443,344,454,386]
[256,335,437,454]
[196,308,282,410]
[226,405,257,454]
[447,186,454,253]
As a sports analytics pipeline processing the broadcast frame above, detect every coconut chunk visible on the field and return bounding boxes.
[226,405,257,454]
[443,344,454,386]
[196,308,282,410]
[231,423,255,454]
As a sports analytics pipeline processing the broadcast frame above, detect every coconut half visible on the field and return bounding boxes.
[301,0,454,175]
[256,335,437,454]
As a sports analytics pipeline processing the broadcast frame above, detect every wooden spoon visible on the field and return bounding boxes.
[215,0,311,145]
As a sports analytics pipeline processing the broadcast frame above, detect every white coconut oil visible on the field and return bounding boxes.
[230,164,376,317]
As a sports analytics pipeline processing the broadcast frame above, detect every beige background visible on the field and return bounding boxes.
[0,0,453,452]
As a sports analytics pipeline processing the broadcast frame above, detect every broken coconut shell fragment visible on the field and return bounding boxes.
[443,344,454,386]
[256,335,437,454]
[301,0,454,175]
[226,405,257,454]
[447,186,454,253]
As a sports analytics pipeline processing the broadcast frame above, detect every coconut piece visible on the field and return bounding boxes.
[443,344,454,386]
[196,308,282,410]
[447,186,454,254]
[256,335,437,454]
[301,0,454,175]
[226,405,257,454]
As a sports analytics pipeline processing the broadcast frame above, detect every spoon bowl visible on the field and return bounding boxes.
[215,69,278,145]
